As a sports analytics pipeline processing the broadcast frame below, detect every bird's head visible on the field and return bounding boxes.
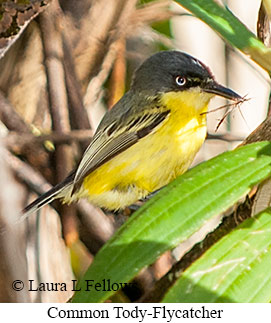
[131,50,241,103]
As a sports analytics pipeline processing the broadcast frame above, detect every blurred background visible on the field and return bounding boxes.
[0,0,269,302]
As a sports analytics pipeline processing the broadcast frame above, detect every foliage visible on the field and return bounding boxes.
[72,142,271,302]
[163,208,271,302]
[1,0,270,303]
[174,0,271,71]
[72,0,271,303]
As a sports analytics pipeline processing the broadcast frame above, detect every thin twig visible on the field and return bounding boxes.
[7,149,116,248]
[0,91,52,181]
[206,133,245,142]
[75,0,130,84]
[39,1,76,243]
[108,39,126,109]
[77,201,116,248]
[0,90,31,133]
[83,0,138,110]
[57,5,91,134]
[250,0,271,216]
[257,2,271,117]
[39,7,70,136]
[5,130,93,152]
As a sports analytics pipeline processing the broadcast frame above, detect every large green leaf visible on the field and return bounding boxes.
[72,142,271,302]
[163,209,271,302]
[174,0,271,71]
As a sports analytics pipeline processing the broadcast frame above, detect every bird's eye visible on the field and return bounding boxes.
[176,76,186,87]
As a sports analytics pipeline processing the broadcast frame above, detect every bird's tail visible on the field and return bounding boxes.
[22,171,75,218]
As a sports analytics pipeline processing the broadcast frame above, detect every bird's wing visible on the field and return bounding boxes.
[72,109,170,193]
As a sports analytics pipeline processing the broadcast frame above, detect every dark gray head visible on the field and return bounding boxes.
[131,50,241,100]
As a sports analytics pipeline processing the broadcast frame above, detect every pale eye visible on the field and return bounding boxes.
[176,76,186,87]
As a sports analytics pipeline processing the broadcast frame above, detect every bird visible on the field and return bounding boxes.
[23,50,241,216]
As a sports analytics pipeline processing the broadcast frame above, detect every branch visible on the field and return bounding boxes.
[248,2,271,217]
[59,7,91,134]
[7,150,116,249]
[5,130,93,153]
[0,90,30,133]
[39,0,76,243]
[0,0,51,58]
[207,133,245,142]
[0,91,51,181]
[83,0,138,110]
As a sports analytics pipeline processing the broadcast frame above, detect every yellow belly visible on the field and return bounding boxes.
[80,91,210,210]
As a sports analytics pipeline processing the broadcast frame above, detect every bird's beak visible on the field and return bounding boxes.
[203,81,241,101]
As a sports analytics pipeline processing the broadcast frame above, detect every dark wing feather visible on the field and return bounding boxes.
[22,92,169,216]
[72,110,170,193]
[22,171,75,216]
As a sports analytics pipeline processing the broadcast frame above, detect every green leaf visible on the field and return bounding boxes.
[162,209,271,303]
[174,0,271,71]
[72,142,271,302]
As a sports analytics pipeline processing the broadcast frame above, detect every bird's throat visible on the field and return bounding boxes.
[159,89,213,117]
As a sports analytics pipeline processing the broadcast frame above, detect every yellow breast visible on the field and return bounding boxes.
[79,89,213,210]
